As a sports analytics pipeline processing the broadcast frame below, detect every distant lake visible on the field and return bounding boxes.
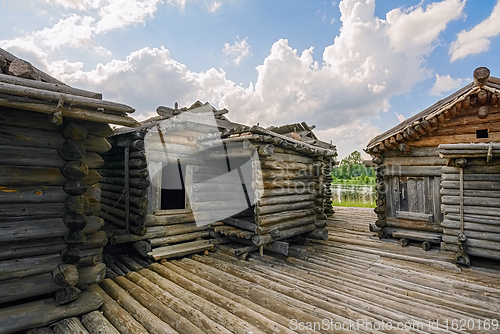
[331,184,376,207]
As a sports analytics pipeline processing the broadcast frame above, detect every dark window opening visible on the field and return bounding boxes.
[476,129,489,139]
[160,161,187,210]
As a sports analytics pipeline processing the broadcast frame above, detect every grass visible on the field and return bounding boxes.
[331,199,376,208]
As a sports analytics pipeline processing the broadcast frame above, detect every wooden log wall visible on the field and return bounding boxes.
[0,107,110,307]
[99,129,149,236]
[371,147,445,248]
[104,125,219,260]
[195,133,331,254]
[322,158,334,217]
[440,157,500,262]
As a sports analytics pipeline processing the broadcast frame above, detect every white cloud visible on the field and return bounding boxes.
[315,121,381,159]
[165,0,186,9]
[449,0,500,62]
[95,0,162,33]
[223,37,252,66]
[0,0,163,59]
[396,113,405,122]
[386,0,465,54]
[429,73,469,96]
[5,0,465,158]
[208,1,221,12]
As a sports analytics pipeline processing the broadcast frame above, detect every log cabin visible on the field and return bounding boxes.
[0,48,137,324]
[100,101,337,260]
[366,66,500,265]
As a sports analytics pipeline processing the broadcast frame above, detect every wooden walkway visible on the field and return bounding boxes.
[37,207,500,333]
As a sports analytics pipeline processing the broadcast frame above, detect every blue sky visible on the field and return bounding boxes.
[1,0,500,159]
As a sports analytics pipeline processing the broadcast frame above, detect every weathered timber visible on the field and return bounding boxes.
[221,217,256,232]
[52,264,79,288]
[257,208,315,226]
[61,161,89,180]
[126,271,232,334]
[0,96,139,127]
[442,235,500,251]
[385,218,443,232]
[0,165,66,186]
[148,240,215,260]
[81,310,120,334]
[391,230,442,244]
[383,166,442,177]
[52,317,89,334]
[305,228,329,241]
[0,290,103,334]
[148,231,211,247]
[253,224,316,246]
[99,279,177,334]
[396,211,433,222]
[100,183,147,197]
[110,223,211,244]
[87,284,150,334]
[0,81,133,113]
[0,216,103,243]
[101,177,150,190]
[113,276,205,334]
[0,185,66,203]
[0,73,100,99]
[443,228,500,242]
[256,201,314,216]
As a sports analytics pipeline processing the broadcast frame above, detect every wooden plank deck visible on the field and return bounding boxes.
[32,207,500,333]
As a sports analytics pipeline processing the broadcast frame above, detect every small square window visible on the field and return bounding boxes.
[476,129,488,139]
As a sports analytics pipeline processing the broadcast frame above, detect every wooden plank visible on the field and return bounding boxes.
[416,178,424,213]
[396,211,433,222]
[391,230,441,244]
[386,217,442,232]
[384,176,393,218]
[432,177,441,223]
[407,178,418,212]
[148,240,214,260]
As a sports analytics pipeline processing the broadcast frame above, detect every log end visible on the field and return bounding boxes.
[473,67,490,86]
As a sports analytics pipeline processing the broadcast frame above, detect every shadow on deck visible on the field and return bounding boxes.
[25,207,500,333]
